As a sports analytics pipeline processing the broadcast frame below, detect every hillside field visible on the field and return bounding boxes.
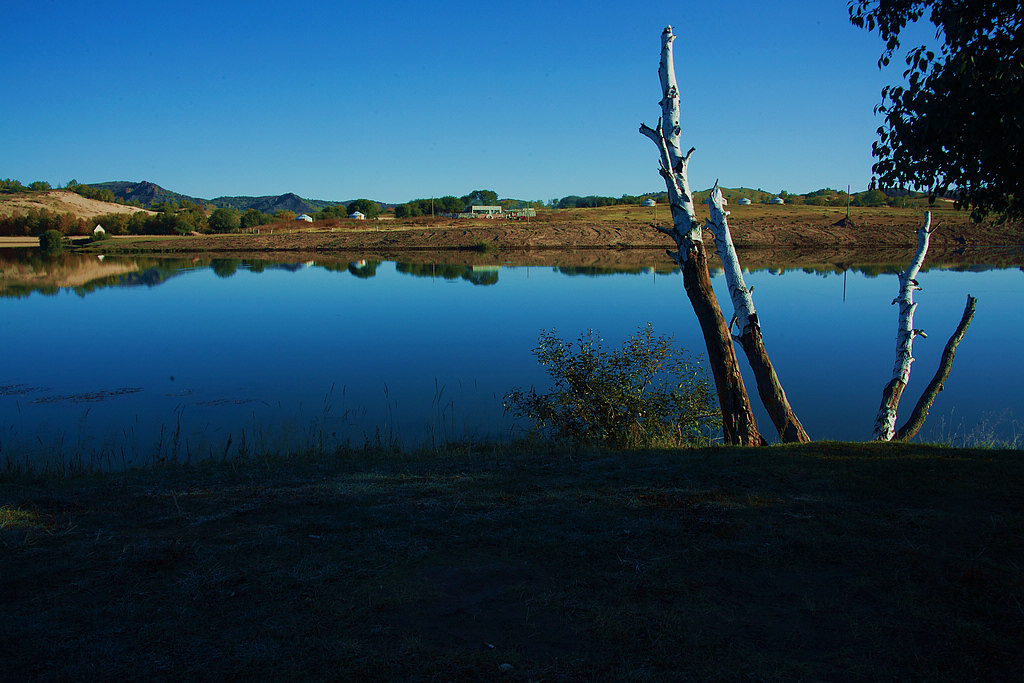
[0,190,152,220]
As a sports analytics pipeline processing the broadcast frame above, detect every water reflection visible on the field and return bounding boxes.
[2,249,1023,465]
[3,247,1022,300]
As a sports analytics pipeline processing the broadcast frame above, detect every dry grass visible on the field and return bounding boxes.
[2,442,1022,680]
[0,190,151,220]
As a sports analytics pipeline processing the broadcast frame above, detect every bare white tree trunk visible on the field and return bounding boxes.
[639,26,763,446]
[706,187,755,331]
[707,188,810,443]
[873,212,932,440]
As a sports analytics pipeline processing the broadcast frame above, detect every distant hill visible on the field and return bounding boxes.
[91,181,194,207]
[207,193,340,214]
[87,181,350,215]
[0,189,151,220]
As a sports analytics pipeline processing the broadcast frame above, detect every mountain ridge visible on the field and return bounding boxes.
[87,181,352,214]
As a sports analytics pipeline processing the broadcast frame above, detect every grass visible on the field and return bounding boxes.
[2,440,1022,680]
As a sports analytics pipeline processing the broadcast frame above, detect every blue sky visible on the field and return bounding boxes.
[1,1,936,204]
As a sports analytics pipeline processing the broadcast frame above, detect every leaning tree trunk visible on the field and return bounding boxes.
[894,295,978,441]
[873,213,932,440]
[706,187,810,443]
[640,26,764,446]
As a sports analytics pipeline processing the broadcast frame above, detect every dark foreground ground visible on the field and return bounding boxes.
[2,442,1022,681]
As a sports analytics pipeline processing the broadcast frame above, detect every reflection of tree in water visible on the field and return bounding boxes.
[210,259,240,278]
[397,262,465,279]
[312,260,382,278]
[264,263,305,272]
[556,266,678,277]
[395,262,499,286]
[463,268,498,286]
[347,260,380,279]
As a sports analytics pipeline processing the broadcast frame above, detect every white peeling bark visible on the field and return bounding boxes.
[707,186,810,443]
[639,26,700,247]
[873,212,932,441]
[639,26,763,446]
[706,186,755,334]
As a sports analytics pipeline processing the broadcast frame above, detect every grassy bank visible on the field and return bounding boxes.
[2,442,1022,680]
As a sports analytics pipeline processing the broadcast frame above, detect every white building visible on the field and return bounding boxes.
[641,198,657,207]
[349,211,366,220]
[468,205,503,215]
[769,197,785,205]
[737,198,752,205]
[296,214,314,222]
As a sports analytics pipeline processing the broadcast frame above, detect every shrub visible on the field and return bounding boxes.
[504,324,721,449]
[38,229,65,253]
[208,207,241,233]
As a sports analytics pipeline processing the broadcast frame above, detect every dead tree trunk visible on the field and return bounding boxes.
[895,295,977,441]
[873,213,932,440]
[640,26,764,446]
[706,187,810,443]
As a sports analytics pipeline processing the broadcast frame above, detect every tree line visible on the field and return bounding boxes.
[0,197,387,237]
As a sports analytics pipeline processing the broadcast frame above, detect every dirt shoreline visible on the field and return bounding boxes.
[6,202,1022,269]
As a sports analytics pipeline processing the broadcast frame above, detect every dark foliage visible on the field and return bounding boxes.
[850,0,1024,220]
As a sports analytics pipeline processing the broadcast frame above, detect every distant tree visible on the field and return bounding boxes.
[94,213,129,235]
[460,189,499,206]
[436,196,464,214]
[347,199,381,219]
[316,204,349,220]
[850,0,1024,220]
[240,208,269,229]
[852,188,890,207]
[28,181,52,192]
[394,202,422,218]
[38,229,65,253]
[0,178,26,193]
[176,201,206,233]
[208,207,241,233]
[70,184,116,203]
[274,209,296,222]
[3,179,26,191]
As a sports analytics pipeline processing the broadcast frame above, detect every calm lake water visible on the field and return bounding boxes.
[2,250,1022,467]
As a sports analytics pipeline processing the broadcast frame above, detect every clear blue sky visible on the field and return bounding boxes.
[1,1,935,204]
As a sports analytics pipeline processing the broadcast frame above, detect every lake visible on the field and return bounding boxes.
[2,249,1022,467]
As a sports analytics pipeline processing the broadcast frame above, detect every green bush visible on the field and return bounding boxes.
[504,324,721,449]
[38,229,65,253]
[208,207,241,233]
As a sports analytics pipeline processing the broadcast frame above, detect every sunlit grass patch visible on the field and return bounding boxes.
[632,488,784,510]
[0,505,48,530]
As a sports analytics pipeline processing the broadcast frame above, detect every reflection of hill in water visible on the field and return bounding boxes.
[0,251,140,297]
[3,247,1020,299]
[0,250,197,298]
